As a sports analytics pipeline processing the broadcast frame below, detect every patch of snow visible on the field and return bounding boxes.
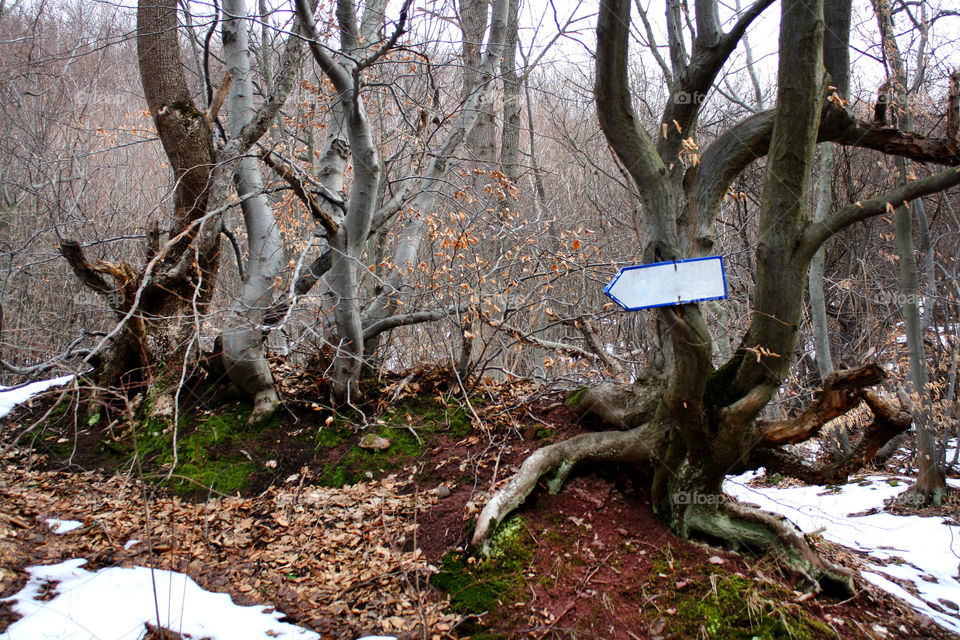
[724,474,960,634]
[124,539,141,550]
[0,375,74,419]
[1,558,320,640]
[44,518,82,535]
[944,438,958,466]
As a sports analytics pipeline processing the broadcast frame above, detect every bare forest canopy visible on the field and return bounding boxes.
[2,0,960,594]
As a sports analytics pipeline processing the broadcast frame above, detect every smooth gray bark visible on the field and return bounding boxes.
[221,0,283,421]
[809,144,835,381]
[294,0,386,402]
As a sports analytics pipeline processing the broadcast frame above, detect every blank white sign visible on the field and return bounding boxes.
[604,256,727,310]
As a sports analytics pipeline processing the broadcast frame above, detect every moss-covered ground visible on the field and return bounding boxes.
[429,516,534,637]
[643,546,836,639]
[312,395,474,487]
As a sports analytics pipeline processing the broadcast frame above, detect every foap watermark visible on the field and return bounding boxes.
[888,491,936,507]
[674,91,708,105]
[672,490,726,506]
[73,290,125,308]
[874,290,923,306]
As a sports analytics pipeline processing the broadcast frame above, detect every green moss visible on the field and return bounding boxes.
[430,516,533,615]
[315,422,425,487]
[565,387,587,408]
[115,402,270,497]
[315,428,343,448]
[647,551,835,640]
[393,396,473,437]
[534,426,555,440]
[314,396,473,487]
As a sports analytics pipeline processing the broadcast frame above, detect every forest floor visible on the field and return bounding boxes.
[1,365,958,640]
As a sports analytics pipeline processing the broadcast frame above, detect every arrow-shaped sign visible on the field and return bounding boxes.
[604,256,728,311]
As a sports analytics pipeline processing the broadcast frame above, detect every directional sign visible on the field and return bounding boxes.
[604,256,727,311]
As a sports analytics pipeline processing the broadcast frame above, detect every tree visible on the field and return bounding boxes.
[473,0,960,591]
[872,0,949,505]
[54,0,303,418]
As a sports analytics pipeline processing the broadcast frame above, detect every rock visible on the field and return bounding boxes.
[434,485,452,499]
[358,434,391,450]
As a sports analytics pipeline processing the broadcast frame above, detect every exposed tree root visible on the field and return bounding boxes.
[474,364,907,596]
[566,375,665,429]
[471,424,666,547]
[249,388,280,425]
[686,500,855,596]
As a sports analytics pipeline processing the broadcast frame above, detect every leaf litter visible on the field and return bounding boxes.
[0,442,461,639]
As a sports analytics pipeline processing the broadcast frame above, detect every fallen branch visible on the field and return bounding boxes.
[754,389,912,484]
[757,364,885,446]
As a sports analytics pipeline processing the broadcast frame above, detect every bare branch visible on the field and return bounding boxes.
[803,165,960,255]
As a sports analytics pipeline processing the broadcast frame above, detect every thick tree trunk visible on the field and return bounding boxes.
[61,0,221,398]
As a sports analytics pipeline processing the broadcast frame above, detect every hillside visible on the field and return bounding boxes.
[1,368,958,639]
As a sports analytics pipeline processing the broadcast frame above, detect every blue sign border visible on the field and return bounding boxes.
[603,255,729,311]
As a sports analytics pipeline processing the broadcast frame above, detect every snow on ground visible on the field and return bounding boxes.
[1,558,321,640]
[0,375,73,419]
[725,472,960,635]
[1,558,402,640]
[44,518,83,534]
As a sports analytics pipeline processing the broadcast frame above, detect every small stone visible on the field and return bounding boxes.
[434,485,452,499]
[358,434,391,450]
[708,555,725,565]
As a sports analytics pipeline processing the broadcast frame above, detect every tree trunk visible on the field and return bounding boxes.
[809,145,835,381]
[895,193,947,504]
[873,0,948,505]
[220,0,282,423]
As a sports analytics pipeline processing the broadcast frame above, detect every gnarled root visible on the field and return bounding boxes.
[471,423,665,547]
[754,389,912,484]
[684,499,854,596]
